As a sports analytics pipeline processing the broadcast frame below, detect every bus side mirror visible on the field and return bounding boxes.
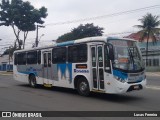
[108,44,114,60]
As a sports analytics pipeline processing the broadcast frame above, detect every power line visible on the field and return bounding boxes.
[45,4,160,26]
[1,5,160,41]
[1,5,160,43]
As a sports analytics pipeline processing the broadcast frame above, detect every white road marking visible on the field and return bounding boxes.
[146,86,160,90]
[146,73,160,77]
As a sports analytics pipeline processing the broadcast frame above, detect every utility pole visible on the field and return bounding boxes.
[0,39,2,56]
[8,46,11,71]
[35,25,38,47]
[35,25,45,47]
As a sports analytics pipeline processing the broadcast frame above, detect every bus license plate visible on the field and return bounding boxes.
[133,85,139,90]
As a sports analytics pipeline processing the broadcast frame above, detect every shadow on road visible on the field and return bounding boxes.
[89,92,144,103]
[18,84,144,103]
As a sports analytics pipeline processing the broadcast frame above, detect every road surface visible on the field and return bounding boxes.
[0,72,160,119]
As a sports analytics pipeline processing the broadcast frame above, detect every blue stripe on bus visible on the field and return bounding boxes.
[107,37,120,40]
[57,64,67,78]
[113,69,128,80]
[56,41,75,46]
[67,63,72,83]
[57,63,72,83]
[18,71,37,76]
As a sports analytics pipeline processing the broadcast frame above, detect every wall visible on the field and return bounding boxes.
[138,41,160,72]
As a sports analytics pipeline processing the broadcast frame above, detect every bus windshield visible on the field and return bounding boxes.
[108,39,145,72]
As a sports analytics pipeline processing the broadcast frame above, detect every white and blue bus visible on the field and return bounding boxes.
[13,36,146,96]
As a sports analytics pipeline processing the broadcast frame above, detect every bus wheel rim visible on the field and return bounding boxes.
[80,82,87,92]
[31,77,36,86]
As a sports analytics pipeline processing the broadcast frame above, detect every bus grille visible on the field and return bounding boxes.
[127,72,144,84]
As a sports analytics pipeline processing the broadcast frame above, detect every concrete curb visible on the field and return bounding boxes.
[0,71,13,75]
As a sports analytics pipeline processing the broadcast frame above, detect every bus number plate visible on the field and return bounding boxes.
[133,85,139,90]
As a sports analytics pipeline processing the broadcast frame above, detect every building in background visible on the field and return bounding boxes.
[125,33,160,72]
[0,54,13,71]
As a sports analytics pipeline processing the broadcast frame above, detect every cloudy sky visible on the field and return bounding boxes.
[0,0,160,53]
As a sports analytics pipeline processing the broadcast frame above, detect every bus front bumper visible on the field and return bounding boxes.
[120,79,146,93]
[105,79,147,94]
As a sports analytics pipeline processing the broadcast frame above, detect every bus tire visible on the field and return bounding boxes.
[77,78,90,96]
[29,75,37,88]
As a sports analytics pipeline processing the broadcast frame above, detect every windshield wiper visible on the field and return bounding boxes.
[128,47,135,70]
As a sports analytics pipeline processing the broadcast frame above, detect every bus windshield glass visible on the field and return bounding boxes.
[108,39,145,72]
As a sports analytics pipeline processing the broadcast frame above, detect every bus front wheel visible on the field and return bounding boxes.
[29,75,37,88]
[77,78,90,96]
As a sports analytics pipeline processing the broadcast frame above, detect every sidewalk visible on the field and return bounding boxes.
[0,71,13,75]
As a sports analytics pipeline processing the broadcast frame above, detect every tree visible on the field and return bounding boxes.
[2,46,16,60]
[0,0,48,49]
[3,46,15,55]
[57,23,104,43]
[135,13,160,65]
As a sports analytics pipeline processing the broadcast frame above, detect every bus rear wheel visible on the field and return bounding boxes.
[77,78,90,96]
[29,75,37,88]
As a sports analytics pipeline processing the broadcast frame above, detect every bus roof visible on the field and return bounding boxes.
[14,36,136,53]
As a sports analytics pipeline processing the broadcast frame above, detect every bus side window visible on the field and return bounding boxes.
[27,51,37,64]
[17,53,27,65]
[68,44,87,63]
[38,51,41,64]
[44,53,47,67]
[48,53,51,67]
[68,46,78,62]
[52,47,66,64]
[78,44,87,62]
[14,53,17,65]
[104,45,111,73]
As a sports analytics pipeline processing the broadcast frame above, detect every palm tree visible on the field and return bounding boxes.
[135,13,160,66]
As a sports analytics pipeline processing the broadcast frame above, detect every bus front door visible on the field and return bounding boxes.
[91,45,105,91]
[43,52,52,86]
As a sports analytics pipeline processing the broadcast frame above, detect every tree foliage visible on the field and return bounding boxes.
[135,13,160,64]
[0,0,48,49]
[136,13,160,43]
[57,23,104,43]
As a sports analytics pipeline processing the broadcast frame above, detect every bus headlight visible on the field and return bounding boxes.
[114,76,127,83]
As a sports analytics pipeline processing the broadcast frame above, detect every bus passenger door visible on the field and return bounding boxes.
[91,45,105,91]
[43,52,52,84]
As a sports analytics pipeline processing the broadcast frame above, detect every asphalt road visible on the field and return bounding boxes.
[0,73,160,119]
